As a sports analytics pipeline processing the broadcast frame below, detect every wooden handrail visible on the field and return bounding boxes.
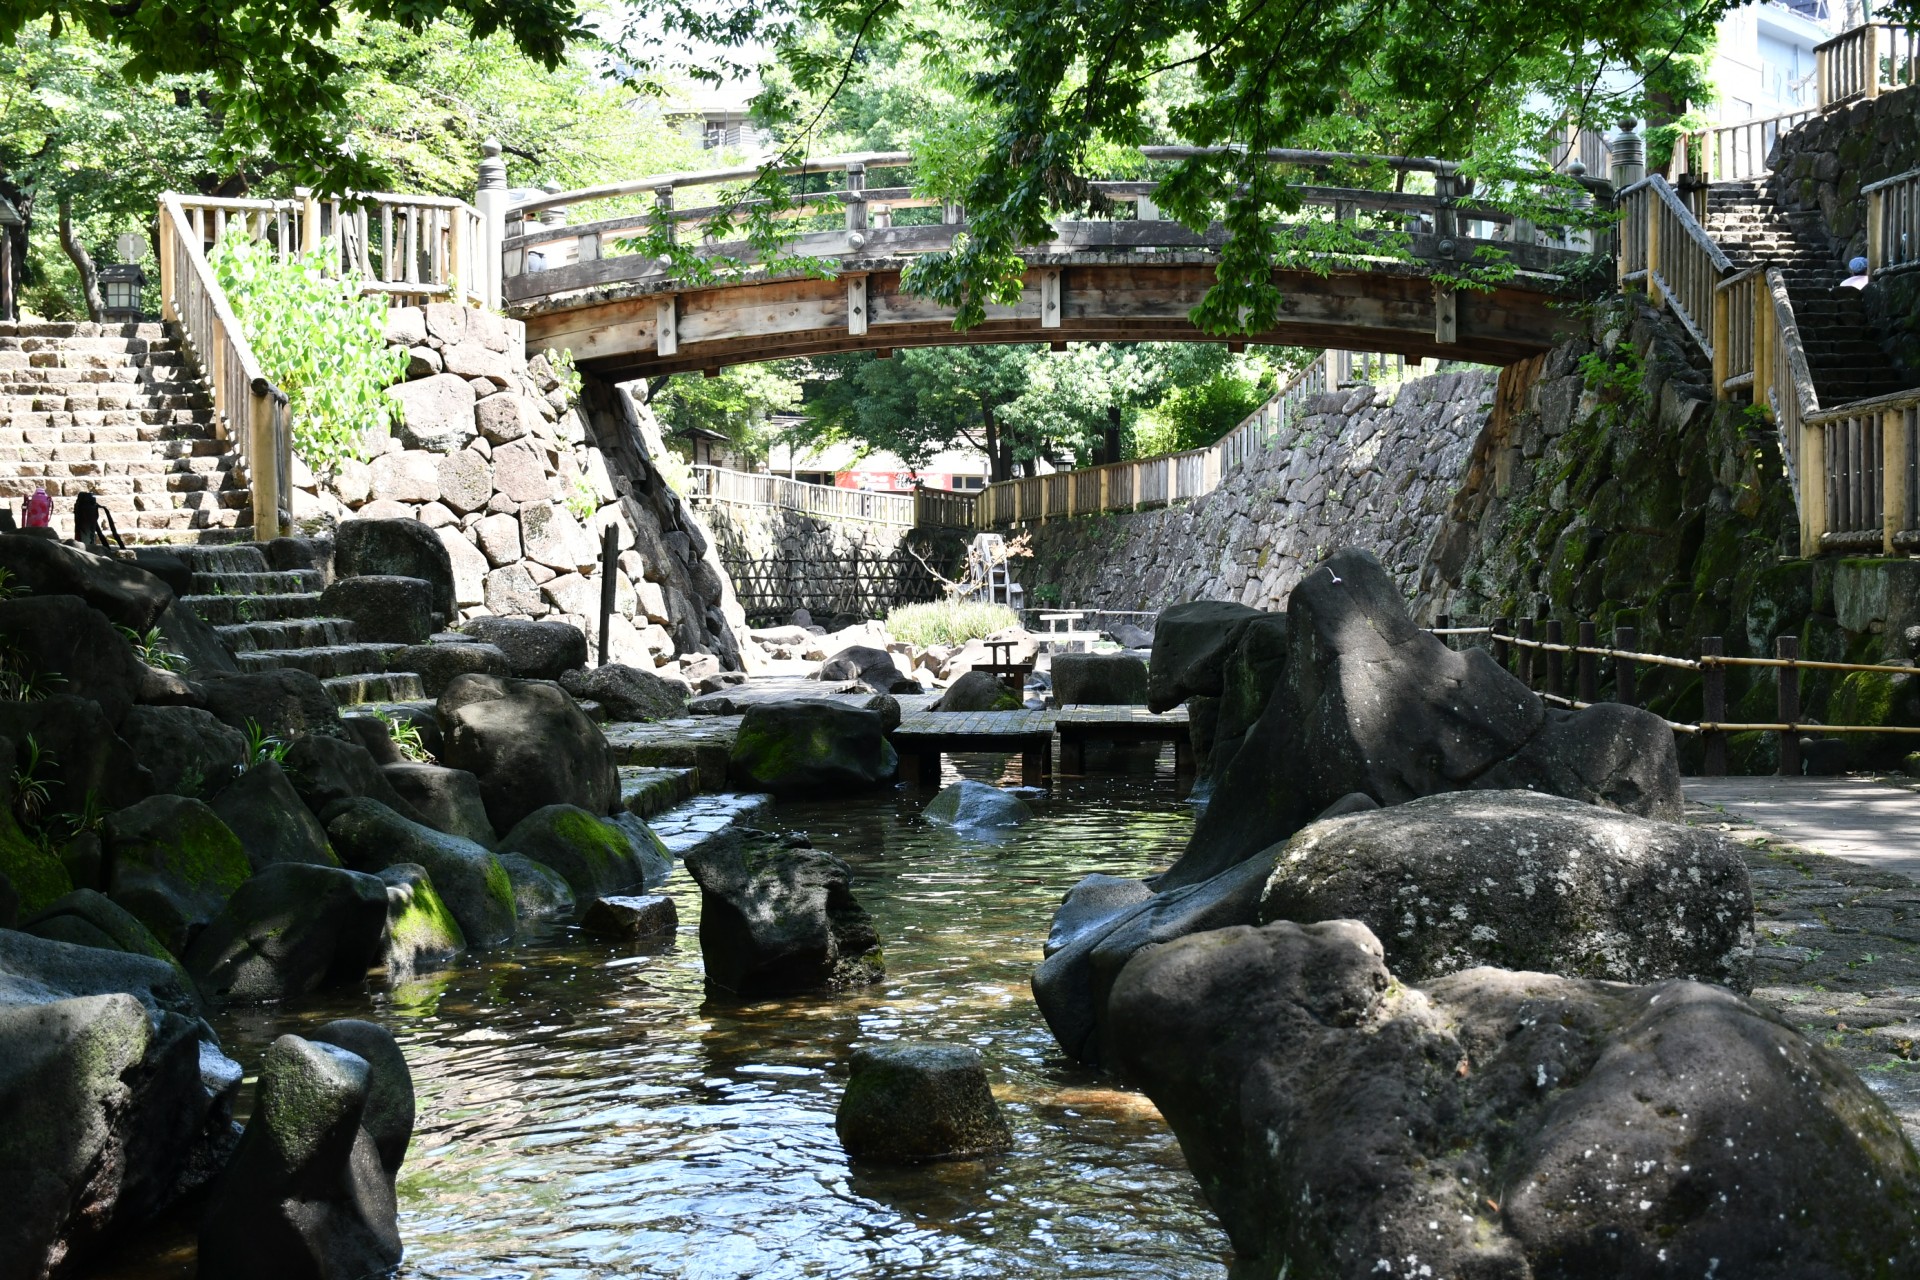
[158,195,286,543]
[687,464,976,528]
[1816,22,1917,107]
[1864,166,1920,276]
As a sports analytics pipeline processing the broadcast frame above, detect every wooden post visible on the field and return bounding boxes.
[1492,617,1511,671]
[1710,283,1729,397]
[1777,634,1801,777]
[1516,617,1536,689]
[157,206,176,322]
[1801,419,1826,557]
[1435,613,1452,650]
[1645,193,1663,307]
[1868,186,1885,272]
[298,187,320,255]
[1577,621,1597,703]
[1866,22,1883,98]
[1701,636,1727,777]
[248,381,281,543]
[597,525,618,666]
[1614,625,1638,706]
[654,185,676,246]
[1541,619,1562,700]
[475,139,508,310]
[845,162,867,235]
[1884,408,1908,553]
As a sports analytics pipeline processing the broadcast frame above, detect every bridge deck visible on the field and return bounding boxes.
[892,705,1191,790]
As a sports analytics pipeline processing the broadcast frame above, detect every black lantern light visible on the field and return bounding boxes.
[99,232,147,321]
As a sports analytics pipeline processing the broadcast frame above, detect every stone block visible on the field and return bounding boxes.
[437,450,491,515]
[484,564,541,616]
[387,373,476,453]
[423,302,465,344]
[368,450,440,504]
[441,343,513,385]
[384,307,427,346]
[490,439,550,504]
[474,394,539,446]
[438,528,488,608]
[474,512,523,566]
[521,502,593,571]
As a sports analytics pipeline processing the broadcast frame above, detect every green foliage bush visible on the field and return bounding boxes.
[211,235,408,479]
[887,600,1020,647]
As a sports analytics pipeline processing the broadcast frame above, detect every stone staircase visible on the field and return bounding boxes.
[0,320,249,538]
[173,544,425,709]
[1705,184,1913,406]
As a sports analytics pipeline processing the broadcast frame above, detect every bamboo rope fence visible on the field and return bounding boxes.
[1428,613,1920,778]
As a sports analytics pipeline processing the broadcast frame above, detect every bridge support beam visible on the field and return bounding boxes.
[1433,283,1457,344]
[847,274,869,336]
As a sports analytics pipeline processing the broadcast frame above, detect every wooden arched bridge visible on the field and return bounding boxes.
[497,148,1600,379]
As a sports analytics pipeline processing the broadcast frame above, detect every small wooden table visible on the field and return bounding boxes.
[975,638,1035,693]
[1054,705,1195,794]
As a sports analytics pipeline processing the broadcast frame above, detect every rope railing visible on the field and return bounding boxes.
[1429,613,1920,776]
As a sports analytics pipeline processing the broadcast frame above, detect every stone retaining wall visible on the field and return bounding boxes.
[290,304,748,669]
[1018,370,1496,611]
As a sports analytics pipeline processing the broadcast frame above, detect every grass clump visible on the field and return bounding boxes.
[886,600,1021,648]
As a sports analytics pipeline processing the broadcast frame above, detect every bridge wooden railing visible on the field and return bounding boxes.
[1817,22,1918,107]
[1866,167,1920,275]
[1668,108,1820,184]
[157,196,288,542]
[687,464,977,528]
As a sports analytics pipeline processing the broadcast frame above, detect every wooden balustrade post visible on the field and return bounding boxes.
[1701,636,1727,777]
[845,162,867,235]
[1614,626,1638,706]
[1516,617,1536,688]
[1867,22,1884,98]
[1545,619,1564,700]
[1435,613,1452,650]
[1885,408,1909,552]
[1801,420,1827,557]
[1645,193,1663,307]
[1492,617,1511,671]
[1577,621,1597,703]
[1710,283,1729,397]
[1777,634,1801,776]
[248,380,282,543]
[298,188,320,256]
[158,208,176,321]
[1868,186,1885,272]
[474,139,508,310]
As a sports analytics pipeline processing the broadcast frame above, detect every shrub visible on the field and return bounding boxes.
[211,235,409,480]
[886,600,1020,647]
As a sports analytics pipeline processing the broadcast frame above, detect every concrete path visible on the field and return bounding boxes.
[1685,776,1920,880]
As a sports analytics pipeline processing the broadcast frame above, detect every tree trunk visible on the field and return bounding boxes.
[981,398,1009,483]
[58,195,105,322]
[1102,402,1123,465]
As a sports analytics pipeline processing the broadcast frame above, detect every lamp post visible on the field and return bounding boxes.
[0,195,21,321]
[99,232,147,322]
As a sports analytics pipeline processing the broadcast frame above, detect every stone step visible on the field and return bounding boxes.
[0,321,169,341]
[325,671,426,706]
[619,765,701,817]
[216,617,357,652]
[189,568,323,596]
[0,425,222,447]
[236,642,401,679]
[183,591,324,626]
[0,393,211,413]
[0,411,217,432]
[173,543,271,573]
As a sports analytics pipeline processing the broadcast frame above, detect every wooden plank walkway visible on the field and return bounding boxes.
[892,705,1192,790]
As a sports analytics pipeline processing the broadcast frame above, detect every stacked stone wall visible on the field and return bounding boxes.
[1019,370,1496,611]
[289,303,747,669]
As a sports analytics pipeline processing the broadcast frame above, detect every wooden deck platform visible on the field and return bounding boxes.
[1054,705,1194,790]
[890,704,1192,790]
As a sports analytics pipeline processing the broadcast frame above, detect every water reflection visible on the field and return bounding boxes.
[109,758,1228,1280]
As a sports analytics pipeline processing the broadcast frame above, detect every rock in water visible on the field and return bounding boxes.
[184,863,390,1002]
[380,763,497,847]
[377,863,466,976]
[924,779,1032,830]
[559,664,691,721]
[686,837,883,995]
[836,1042,1012,1162]
[198,1025,411,1280]
[1146,600,1263,712]
[495,853,576,922]
[1168,548,1681,889]
[436,674,618,833]
[1050,651,1148,706]
[933,669,1021,712]
[727,700,898,795]
[816,643,921,695]
[580,893,677,940]
[1107,920,1920,1280]
[1260,789,1755,990]
[495,803,665,904]
[326,799,517,948]
[102,795,251,954]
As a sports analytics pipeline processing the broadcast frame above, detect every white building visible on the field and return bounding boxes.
[1706,0,1841,123]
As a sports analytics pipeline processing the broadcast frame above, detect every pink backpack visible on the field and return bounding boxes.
[22,488,51,528]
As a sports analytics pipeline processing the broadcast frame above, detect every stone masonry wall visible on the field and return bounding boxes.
[694,501,967,625]
[1768,86,1920,381]
[1020,370,1496,612]
[289,303,749,670]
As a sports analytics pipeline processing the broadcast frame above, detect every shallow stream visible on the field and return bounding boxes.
[102,764,1230,1279]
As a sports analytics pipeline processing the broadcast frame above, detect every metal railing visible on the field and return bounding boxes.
[157,196,288,542]
[1817,22,1918,107]
[1865,167,1920,275]
[687,464,976,528]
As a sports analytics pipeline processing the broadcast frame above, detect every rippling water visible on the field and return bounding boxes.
[98,759,1228,1280]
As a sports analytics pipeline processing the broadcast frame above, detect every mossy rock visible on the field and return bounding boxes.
[24,888,193,992]
[495,804,666,904]
[1741,560,1814,658]
[102,795,250,955]
[325,798,517,949]
[377,862,466,975]
[1827,668,1920,769]
[0,809,71,918]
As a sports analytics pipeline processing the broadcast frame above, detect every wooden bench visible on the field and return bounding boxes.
[891,709,1055,789]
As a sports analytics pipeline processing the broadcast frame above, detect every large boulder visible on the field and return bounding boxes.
[102,795,251,954]
[0,594,148,724]
[728,700,898,795]
[22,889,194,994]
[1204,612,1289,778]
[458,617,588,680]
[197,669,344,742]
[436,674,619,832]
[394,640,509,698]
[1477,700,1689,821]
[209,762,339,870]
[496,853,577,923]
[685,836,884,995]
[1051,651,1148,706]
[317,575,434,645]
[0,930,236,1279]
[0,533,173,630]
[284,734,426,825]
[932,669,1021,712]
[1167,548,1681,890]
[378,863,466,976]
[923,779,1032,831]
[0,696,154,814]
[1260,790,1754,990]
[152,597,237,677]
[380,763,496,846]
[816,644,920,695]
[184,863,389,1002]
[197,1025,410,1280]
[835,1042,1012,1162]
[119,705,247,798]
[1108,920,1920,1280]
[1146,600,1263,712]
[325,799,517,948]
[495,803,666,904]
[333,518,454,618]
[558,663,691,721]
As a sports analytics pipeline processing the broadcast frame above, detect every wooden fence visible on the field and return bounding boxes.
[687,464,976,528]
[1866,166,1920,276]
[1433,615,1920,777]
[1668,109,1819,184]
[1817,22,1918,107]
